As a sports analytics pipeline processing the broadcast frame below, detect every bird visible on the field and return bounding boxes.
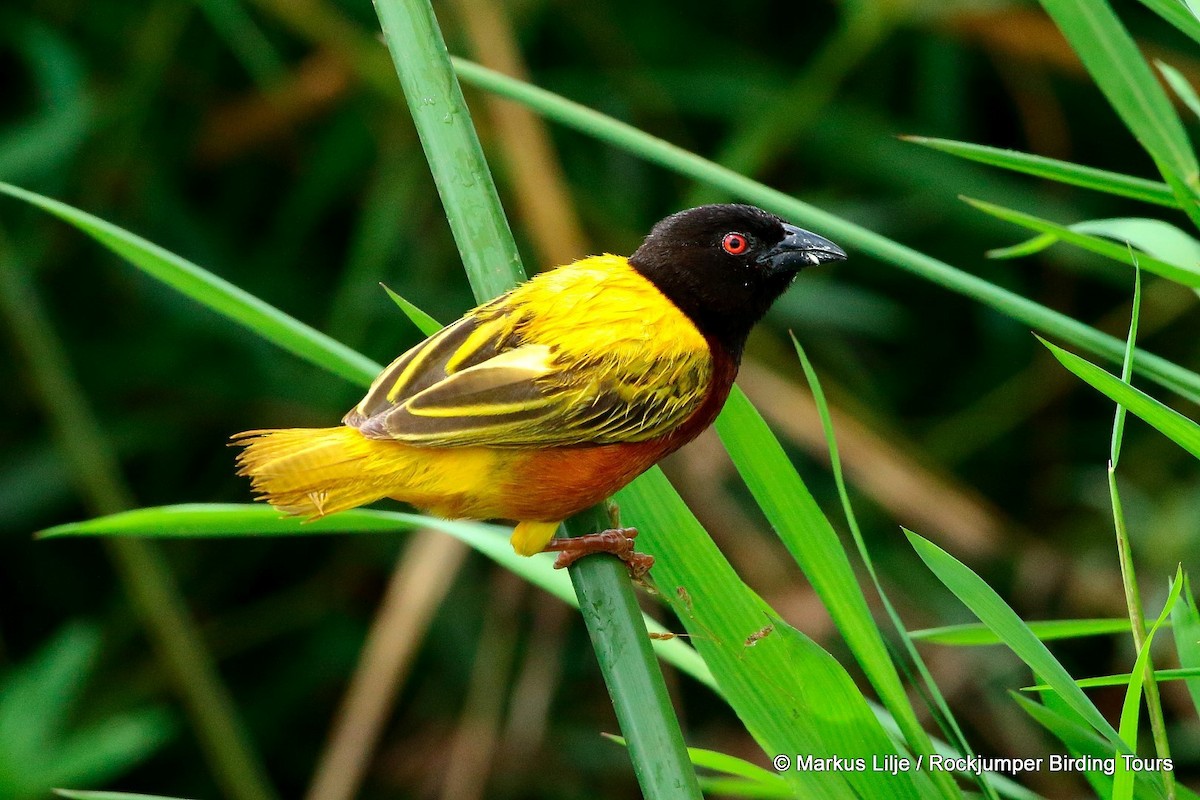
[233,204,845,574]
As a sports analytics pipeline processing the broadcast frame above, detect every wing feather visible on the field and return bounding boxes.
[343,259,713,448]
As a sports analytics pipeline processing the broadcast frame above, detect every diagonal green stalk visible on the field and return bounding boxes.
[370,1,702,796]
[451,58,1200,405]
[686,2,894,207]
[0,241,276,800]
[1107,267,1174,797]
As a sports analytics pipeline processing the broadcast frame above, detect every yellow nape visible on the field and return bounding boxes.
[511,520,561,556]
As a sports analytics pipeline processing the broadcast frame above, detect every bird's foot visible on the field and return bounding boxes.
[544,527,654,579]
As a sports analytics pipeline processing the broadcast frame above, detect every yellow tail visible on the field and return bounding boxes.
[232,426,404,518]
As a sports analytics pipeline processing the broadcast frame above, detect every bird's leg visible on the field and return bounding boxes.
[543,527,654,579]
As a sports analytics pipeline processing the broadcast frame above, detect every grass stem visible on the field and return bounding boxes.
[371,1,702,795]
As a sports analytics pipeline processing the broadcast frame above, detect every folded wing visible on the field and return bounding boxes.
[344,307,712,448]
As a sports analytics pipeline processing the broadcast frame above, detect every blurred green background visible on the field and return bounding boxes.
[2,0,1199,797]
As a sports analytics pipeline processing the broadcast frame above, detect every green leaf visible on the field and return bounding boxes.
[962,197,1200,288]
[451,57,1200,404]
[1040,338,1200,460]
[40,504,714,691]
[1034,0,1200,218]
[0,181,380,388]
[1112,568,1183,800]
[1023,666,1200,692]
[986,234,1058,260]
[603,734,790,793]
[906,530,1124,749]
[695,777,794,799]
[1171,574,1200,718]
[791,342,981,798]
[55,792,196,800]
[1111,267,1141,466]
[1137,0,1200,47]
[910,618,1139,646]
[47,493,929,800]
[1012,696,1188,800]
[1157,60,1200,123]
[902,136,1177,207]
[1074,217,1200,272]
[380,283,444,336]
[617,470,929,799]
[714,389,952,798]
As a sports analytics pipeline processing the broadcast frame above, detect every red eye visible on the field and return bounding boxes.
[722,232,748,255]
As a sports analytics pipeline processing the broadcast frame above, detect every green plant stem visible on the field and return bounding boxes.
[1109,267,1173,797]
[451,58,1200,404]
[563,507,704,796]
[0,244,276,800]
[372,1,702,796]
[372,0,519,303]
[1108,470,1173,800]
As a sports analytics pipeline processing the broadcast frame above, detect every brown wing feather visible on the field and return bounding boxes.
[344,315,709,448]
[343,257,714,449]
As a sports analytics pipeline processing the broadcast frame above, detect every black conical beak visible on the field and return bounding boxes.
[760,223,847,275]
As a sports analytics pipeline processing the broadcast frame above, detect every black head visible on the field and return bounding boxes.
[629,204,846,355]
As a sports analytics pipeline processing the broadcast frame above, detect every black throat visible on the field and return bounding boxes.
[629,251,787,360]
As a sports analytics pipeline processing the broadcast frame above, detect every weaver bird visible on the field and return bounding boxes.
[234,204,845,574]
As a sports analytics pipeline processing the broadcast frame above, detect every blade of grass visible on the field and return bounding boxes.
[1138,0,1200,47]
[962,197,1200,288]
[370,1,702,793]
[714,389,949,795]
[450,58,1200,404]
[793,338,995,800]
[194,0,287,89]
[1012,695,1192,800]
[39,493,946,800]
[906,530,1125,749]
[911,619,1143,645]
[1040,338,1200,460]
[602,735,787,789]
[694,778,793,799]
[902,136,1178,207]
[1105,265,1174,797]
[1034,0,1200,223]
[1023,667,1200,691]
[987,233,1060,260]
[1170,575,1200,718]
[55,792,196,800]
[616,470,932,800]
[1158,60,1200,123]
[0,181,380,387]
[1074,218,1200,273]
[38,504,714,689]
[380,283,443,336]
[1112,568,1183,800]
